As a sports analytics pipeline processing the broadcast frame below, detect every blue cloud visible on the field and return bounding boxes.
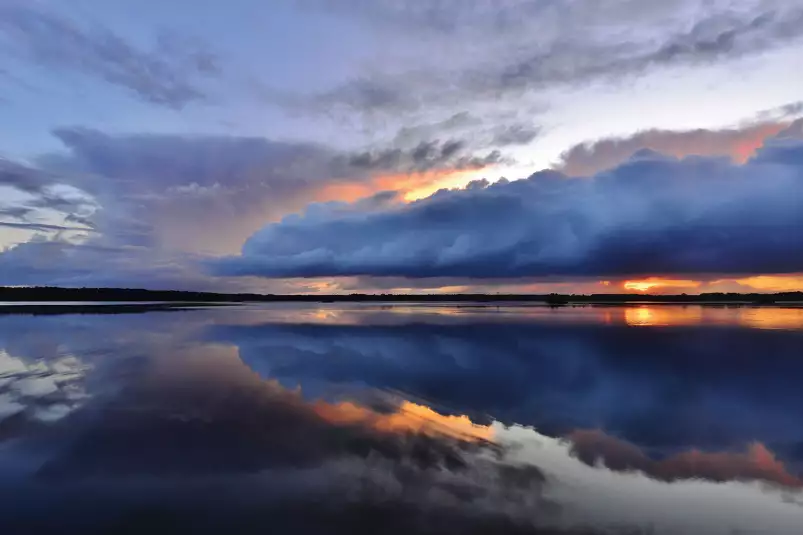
[215,139,803,279]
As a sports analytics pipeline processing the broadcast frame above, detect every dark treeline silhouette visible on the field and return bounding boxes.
[1,287,802,304]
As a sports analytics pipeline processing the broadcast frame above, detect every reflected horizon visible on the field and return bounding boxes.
[205,302,803,330]
[2,304,803,533]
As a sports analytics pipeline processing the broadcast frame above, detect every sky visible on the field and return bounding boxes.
[1,0,803,294]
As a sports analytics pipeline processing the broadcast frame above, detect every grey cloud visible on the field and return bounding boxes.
[1,126,441,288]
[312,77,417,114]
[0,238,242,291]
[0,159,53,195]
[472,7,803,96]
[43,127,371,254]
[491,125,541,147]
[393,112,481,144]
[0,221,95,233]
[306,0,571,35]
[0,159,96,234]
[0,205,33,220]
[301,2,803,115]
[0,3,218,108]
[346,139,507,174]
[390,114,539,155]
[780,102,803,117]
[755,101,803,122]
[63,213,96,229]
[214,136,803,280]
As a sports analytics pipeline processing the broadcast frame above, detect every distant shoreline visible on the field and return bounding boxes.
[1,287,802,306]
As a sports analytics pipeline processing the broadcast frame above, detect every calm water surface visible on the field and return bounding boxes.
[2,303,803,534]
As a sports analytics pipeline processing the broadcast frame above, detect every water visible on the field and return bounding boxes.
[2,303,803,534]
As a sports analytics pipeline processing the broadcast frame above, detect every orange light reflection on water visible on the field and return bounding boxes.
[623,305,803,330]
[314,400,494,442]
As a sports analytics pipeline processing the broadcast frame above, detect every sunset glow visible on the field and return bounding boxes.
[730,122,790,163]
[623,279,702,293]
[729,275,803,293]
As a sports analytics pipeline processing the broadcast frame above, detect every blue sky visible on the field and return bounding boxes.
[2,0,803,293]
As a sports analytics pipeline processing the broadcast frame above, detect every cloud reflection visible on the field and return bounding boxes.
[0,349,90,425]
[568,429,801,488]
[3,305,803,534]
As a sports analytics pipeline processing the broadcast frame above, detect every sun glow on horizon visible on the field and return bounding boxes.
[623,278,702,293]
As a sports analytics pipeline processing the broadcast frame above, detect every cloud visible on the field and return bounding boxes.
[0,221,95,233]
[0,335,561,534]
[215,137,803,280]
[0,158,56,196]
[0,206,34,220]
[568,430,801,488]
[491,125,541,147]
[344,140,507,174]
[297,1,803,115]
[36,127,510,255]
[5,307,803,534]
[0,159,97,241]
[0,2,218,108]
[558,120,796,176]
[0,351,90,426]
[37,128,357,255]
[0,125,509,288]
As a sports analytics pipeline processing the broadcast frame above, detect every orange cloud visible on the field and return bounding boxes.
[315,168,491,206]
[727,275,803,292]
[622,274,803,295]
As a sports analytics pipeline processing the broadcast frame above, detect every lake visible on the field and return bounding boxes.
[2,303,803,534]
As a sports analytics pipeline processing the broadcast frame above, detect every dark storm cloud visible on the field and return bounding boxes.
[0,3,218,108]
[215,138,803,279]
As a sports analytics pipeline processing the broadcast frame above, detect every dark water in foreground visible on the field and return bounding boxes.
[2,303,803,534]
